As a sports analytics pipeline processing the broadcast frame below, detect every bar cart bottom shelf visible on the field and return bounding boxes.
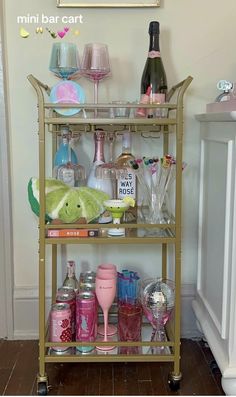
[37,325,181,394]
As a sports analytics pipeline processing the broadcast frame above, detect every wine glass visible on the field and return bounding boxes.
[49,42,80,80]
[141,278,175,354]
[97,264,117,337]
[81,43,111,105]
[95,273,116,351]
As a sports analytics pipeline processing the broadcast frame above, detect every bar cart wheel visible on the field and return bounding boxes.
[168,372,182,391]
[37,375,49,396]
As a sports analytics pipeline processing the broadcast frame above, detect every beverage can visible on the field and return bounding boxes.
[76,291,97,353]
[50,303,72,352]
[79,271,96,292]
[56,288,76,340]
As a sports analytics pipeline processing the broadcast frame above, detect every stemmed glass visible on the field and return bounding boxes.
[96,264,117,336]
[95,273,116,351]
[81,43,111,105]
[49,42,80,80]
[141,278,175,354]
[49,43,86,117]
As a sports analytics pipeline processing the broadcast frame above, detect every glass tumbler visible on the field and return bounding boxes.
[118,302,142,354]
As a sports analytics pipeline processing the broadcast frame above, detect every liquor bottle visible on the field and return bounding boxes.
[53,126,85,187]
[87,130,113,197]
[138,21,167,118]
[63,260,79,292]
[116,131,137,220]
[54,126,78,167]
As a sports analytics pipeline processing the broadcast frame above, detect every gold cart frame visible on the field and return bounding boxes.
[57,0,160,7]
[28,74,192,395]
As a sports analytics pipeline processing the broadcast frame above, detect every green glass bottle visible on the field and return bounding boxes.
[138,21,167,118]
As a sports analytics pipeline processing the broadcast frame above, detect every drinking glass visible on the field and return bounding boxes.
[81,43,110,104]
[95,274,116,351]
[97,264,117,336]
[49,42,80,80]
[118,302,142,355]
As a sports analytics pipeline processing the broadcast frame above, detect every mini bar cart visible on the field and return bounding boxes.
[28,74,192,395]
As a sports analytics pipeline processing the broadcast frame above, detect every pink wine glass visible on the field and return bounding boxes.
[81,43,111,105]
[97,264,117,336]
[95,274,116,351]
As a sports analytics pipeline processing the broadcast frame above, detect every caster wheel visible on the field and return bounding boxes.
[168,379,180,391]
[37,382,48,396]
[168,372,181,392]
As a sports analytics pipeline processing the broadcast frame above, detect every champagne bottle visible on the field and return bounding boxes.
[138,21,167,118]
[87,130,113,197]
[116,131,137,221]
[63,260,79,292]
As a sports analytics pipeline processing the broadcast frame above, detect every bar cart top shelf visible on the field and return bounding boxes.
[27,74,193,129]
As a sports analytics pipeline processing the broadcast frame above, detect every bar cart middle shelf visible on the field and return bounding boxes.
[28,74,192,395]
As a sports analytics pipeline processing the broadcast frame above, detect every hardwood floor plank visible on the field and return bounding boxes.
[136,362,152,381]
[99,363,113,395]
[0,369,12,395]
[0,340,21,369]
[113,363,126,396]
[123,363,139,395]
[150,363,169,395]
[87,363,100,396]
[190,340,223,395]
[178,339,203,395]
[57,363,88,395]
[4,340,38,396]
[197,339,225,395]
[138,380,153,395]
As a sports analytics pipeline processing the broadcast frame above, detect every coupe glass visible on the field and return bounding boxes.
[95,274,116,351]
[81,43,111,104]
[49,42,80,80]
[141,278,175,354]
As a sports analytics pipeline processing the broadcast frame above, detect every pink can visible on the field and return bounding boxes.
[76,291,97,353]
[56,287,76,341]
[50,303,72,352]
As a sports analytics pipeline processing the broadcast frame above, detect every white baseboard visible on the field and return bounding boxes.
[13,283,200,340]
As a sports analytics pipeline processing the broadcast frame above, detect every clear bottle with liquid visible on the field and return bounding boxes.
[116,131,137,221]
[53,126,85,187]
[63,260,79,292]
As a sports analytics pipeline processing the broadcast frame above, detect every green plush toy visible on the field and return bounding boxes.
[28,177,109,224]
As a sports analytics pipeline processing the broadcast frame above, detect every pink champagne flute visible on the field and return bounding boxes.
[81,43,110,116]
[95,274,116,351]
[97,264,117,336]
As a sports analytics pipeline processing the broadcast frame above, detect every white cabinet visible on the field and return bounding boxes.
[193,112,236,395]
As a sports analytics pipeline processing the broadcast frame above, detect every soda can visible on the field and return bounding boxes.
[79,271,96,292]
[50,303,71,352]
[56,287,76,341]
[76,291,96,353]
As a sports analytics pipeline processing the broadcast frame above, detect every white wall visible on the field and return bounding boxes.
[4,0,236,336]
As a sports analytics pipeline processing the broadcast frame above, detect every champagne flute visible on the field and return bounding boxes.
[81,43,111,108]
[95,274,116,351]
[97,264,117,336]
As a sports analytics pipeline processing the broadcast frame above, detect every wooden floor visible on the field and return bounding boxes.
[0,338,224,396]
